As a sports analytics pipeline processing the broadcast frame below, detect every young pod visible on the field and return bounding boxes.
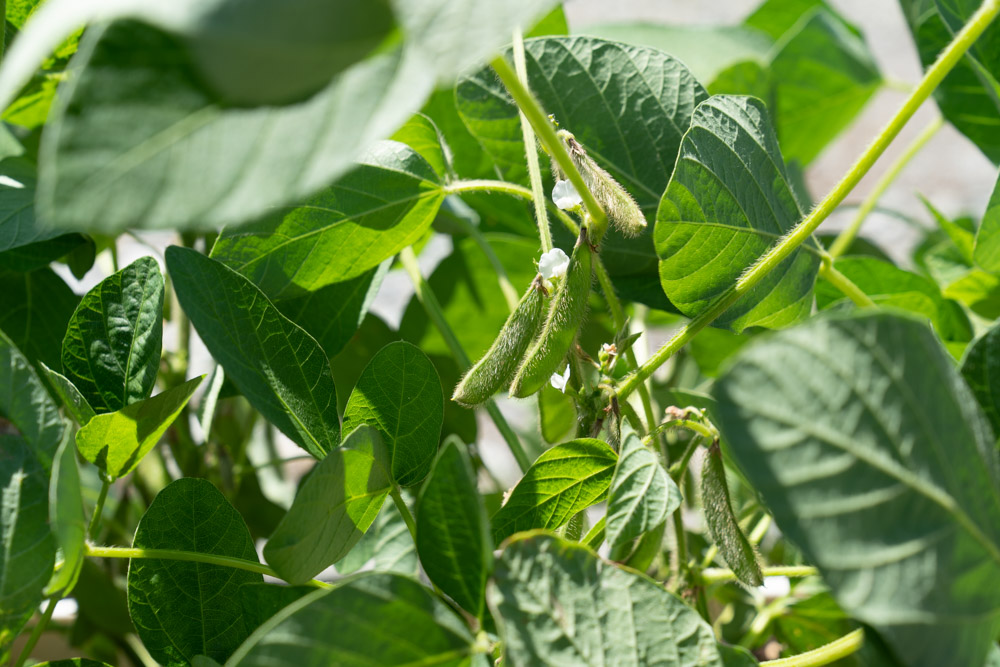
[452,279,546,407]
[557,130,647,238]
[701,441,763,587]
[509,230,593,398]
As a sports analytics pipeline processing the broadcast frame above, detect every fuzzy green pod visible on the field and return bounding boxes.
[509,231,593,398]
[557,130,646,238]
[452,279,546,407]
[701,442,763,587]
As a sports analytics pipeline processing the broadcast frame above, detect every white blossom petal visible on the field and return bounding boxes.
[538,248,569,282]
[552,179,583,210]
[549,365,571,392]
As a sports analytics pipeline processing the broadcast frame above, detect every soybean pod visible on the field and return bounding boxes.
[452,278,547,407]
[702,441,763,587]
[509,229,594,398]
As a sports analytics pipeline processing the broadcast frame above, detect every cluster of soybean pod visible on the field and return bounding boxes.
[453,129,647,409]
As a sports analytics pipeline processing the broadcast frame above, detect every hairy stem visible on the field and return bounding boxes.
[617,0,1000,400]
[828,116,943,259]
[491,56,608,237]
[14,597,56,667]
[701,564,819,585]
[390,487,418,541]
[818,262,877,308]
[761,629,865,667]
[398,246,531,471]
[84,543,332,589]
[87,478,111,540]
[511,28,553,253]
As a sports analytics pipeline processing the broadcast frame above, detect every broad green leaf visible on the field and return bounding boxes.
[274,261,388,359]
[655,95,821,332]
[605,430,680,551]
[211,142,445,296]
[539,383,577,444]
[768,8,881,165]
[0,232,90,272]
[0,329,65,467]
[490,533,723,666]
[372,500,420,575]
[900,0,1000,163]
[61,256,164,413]
[455,36,708,308]
[391,113,449,177]
[815,256,972,348]
[128,478,262,667]
[34,661,114,667]
[39,361,95,426]
[491,438,618,543]
[75,376,203,480]
[714,312,1000,667]
[0,435,55,658]
[239,583,314,635]
[264,425,391,585]
[975,174,1000,273]
[0,267,78,370]
[745,0,824,38]
[343,341,443,487]
[45,428,85,596]
[961,321,1000,435]
[416,438,492,618]
[226,573,475,667]
[718,645,759,666]
[167,247,339,460]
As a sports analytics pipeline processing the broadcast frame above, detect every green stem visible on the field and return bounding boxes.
[13,597,56,667]
[818,261,877,308]
[617,0,1000,400]
[491,56,608,238]
[84,543,332,589]
[828,116,943,258]
[582,516,606,550]
[760,629,865,667]
[398,246,531,471]
[701,564,819,585]
[511,28,553,254]
[650,418,717,443]
[446,208,519,311]
[667,435,702,481]
[390,487,418,541]
[87,478,111,541]
[748,513,772,546]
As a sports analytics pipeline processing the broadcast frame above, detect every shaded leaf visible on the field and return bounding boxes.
[227,573,475,667]
[343,341,443,487]
[490,533,723,666]
[39,361,95,426]
[128,478,262,666]
[264,425,391,585]
[167,247,339,460]
[655,95,821,332]
[75,375,203,480]
[45,428,85,596]
[239,583,313,635]
[416,437,492,618]
[961,321,1000,436]
[391,113,449,177]
[975,173,1000,273]
[491,438,618,543]
[606,430,680,551]
[0,329,65,468]
[0,267,78,371]
[61,256,163,413]
[539,383,577,444]
[714,312,1000,667]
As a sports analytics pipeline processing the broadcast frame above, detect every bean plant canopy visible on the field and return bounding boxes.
[1,0,1000,665]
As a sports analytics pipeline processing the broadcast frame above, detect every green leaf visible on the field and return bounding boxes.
[45,428,85,596]
[211,142,445,296]
[961,321,1000,436]
[815,256,972,347]
[768,8,881,165]
[239,583,314,635]
[61,256,164,413]
[264,425,391,585]
[713,312,1000,667]
[226,573,475,667]
[34,661,115,667]
[416,437,492,618]
[75,375,203,480]
[0,267,78,370]
[273,261,388,359]
[539,383,577,444]
[490,533,724,666]
[167,247,339,460]
[39,361,95,426]
[900,0,1000,163]
[491,438,618,543]
[371,500,420,575]
[343,341,443,487]
[605,430,680,551]
[128,478,262,667]
[0,329,66,468]
[455,36,708,308]
[391,113,449,178]
[655,95,821,332]
[975,174,1000,273]
[0,435,55,657]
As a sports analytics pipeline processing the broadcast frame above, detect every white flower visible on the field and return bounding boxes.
[757,575,791,600]
[538,248,570,291]
[549,365,571,393]
[552,179,583,210]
